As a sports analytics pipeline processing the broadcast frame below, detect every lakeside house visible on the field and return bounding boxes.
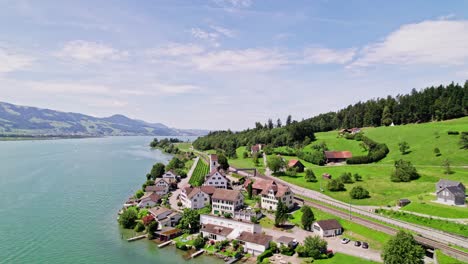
[211,188,244,215]
[149,207,181,228]
[137,192,161,208]
[324,151,352,163]
[200,214,262,239]
[436,179,466,206]
[244,178,294,210]
[203,170,229,189]
[287,159,305,172]
[180,186,211,210]
[209,154,219,172]
[201,223,234,241]
[313,219,343,237]
[145,185,169,196]
[237,231,273,256]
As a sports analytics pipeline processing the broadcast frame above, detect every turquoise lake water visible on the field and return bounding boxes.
[0,137,222,264]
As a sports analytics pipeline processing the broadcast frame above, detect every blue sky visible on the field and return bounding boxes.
[1,0,467,130]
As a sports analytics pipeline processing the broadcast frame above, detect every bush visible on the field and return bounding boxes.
[193,234,206,249]
[433,147,441,156]
[350,186,370,199]
[346,136,389,164]
[327,179,345,191]
[135,189,144,199]
[280,245,295,256]
[305,169,317,182]
[256,249,273,263]
[134,222,145,232]
[447,131,460,135]
[119,207,138,229]
[353,173,362,181]
[391,159,419,182]
[339,172,353,184]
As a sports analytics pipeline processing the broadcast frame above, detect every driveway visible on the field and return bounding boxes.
[262,226,382,263]
[168,157,196,211]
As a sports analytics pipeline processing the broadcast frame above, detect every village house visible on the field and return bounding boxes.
[180,186,211,210]
[324,151,352,163]
[244,178,294,210]
[276,236,296,248]
[251,144,265,154]
[339,128,361,135]
[145,185,169,196]
[203,170,229,189]
[209,154,219,171]
[149,207,181,228]
[211,189,244,216]
[201,223,234,241]
[237,231,273,256]
[200,214,262,240]
[436,179,466,206]
[313,219,343,237]
[287,159,305,172]
[137,192,161,208]
[162,170,178,180]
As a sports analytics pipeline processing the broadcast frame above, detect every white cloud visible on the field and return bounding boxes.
[212,0,252,8]
[303,47,356,64]
[0,49,34,73]
[27,81,112,94]
[190,48,290,71]
[155,84,201,95]
[56,40,128,63]
[191,28,221,47]
[350,20,468,67]
[147,43,204,57]
[210,25,236,38]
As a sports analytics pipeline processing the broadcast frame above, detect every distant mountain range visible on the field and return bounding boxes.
[0,102,208,137]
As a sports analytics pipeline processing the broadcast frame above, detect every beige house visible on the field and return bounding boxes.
[137,192,161,208]
[313,219,343,237]
[211,189,244,216]
[245,178,294,210]
[237,231,272,256]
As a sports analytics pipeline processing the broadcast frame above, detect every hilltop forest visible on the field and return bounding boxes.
[193,82,468,156]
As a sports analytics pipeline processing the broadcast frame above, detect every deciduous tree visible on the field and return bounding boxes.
[382,231,424,264]
[301,206,314,230]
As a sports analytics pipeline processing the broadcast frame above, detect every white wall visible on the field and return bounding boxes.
[200,214,262,239]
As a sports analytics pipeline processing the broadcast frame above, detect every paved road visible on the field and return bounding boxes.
[168,157,197,211]
[262,226,382,263]
[261,171,468,249]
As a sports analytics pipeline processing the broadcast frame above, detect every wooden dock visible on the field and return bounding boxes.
[158,240,173,248]
[191,249,204,258]
[127,234,147,242]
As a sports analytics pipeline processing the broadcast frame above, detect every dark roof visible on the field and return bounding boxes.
[237,231,272,245]
[315,219,342,230]
[145,185,167,192]
[276,236,295,244]
[439,186,466,198]
[201,224,234,237]
[399,198,411,202]
[437,179,464,188]
[324,151,352,159]
[212,189,242,202]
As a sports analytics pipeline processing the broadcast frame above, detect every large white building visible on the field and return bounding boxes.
[313,219,343,237]
[200,214,262,240]
[203,171,229,189]
[211,189,244,216]
[180,186,211,210]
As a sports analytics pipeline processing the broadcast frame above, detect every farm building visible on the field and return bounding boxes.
[324,151,352,163]
[435,180,466,206]
[397,199,411,207]
[287,159,305,172]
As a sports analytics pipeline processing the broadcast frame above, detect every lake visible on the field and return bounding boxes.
[0,136,221,264]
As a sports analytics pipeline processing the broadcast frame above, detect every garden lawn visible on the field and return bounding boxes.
[228,146,265,169]
[175,142,192,152]
[289,208,391,250]
[259,217,275,229]
[312,253,379,264]
[305,132,368,156]
[435,249,465,264]
[376,209,468,237]
[401,193,468,219]
[274,155,468,207]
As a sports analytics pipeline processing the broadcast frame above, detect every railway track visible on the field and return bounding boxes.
[296,197,468,262]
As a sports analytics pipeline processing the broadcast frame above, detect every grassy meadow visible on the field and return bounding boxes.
[435,249,465,264]
[312,253,379,264]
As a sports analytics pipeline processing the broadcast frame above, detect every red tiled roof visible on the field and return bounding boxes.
[246,178,291,198]
[142,215,155,225]
[324,151,352,159]
[200,186,216,195]
[288,159,303,167]
[210,154,218,161]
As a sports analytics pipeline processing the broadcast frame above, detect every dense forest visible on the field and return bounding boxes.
[193,82,468,155]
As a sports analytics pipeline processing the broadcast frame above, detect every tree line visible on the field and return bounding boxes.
[194,82,467,155]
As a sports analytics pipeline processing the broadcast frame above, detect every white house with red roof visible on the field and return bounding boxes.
[203,170,229,189]
[180,186,211,209]
[245,178,294,210]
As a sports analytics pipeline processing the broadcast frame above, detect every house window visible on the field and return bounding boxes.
[313,225,320,231]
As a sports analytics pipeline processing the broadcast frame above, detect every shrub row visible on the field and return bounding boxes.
[346,136,389,164]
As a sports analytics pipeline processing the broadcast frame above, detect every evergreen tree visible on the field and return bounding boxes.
[301,206,314,230]
[217,153,230,170]
[274,200,289,227]
[286,115,292,126]
[399,141,410,155]
[267,119,274,129]
[304,169,317,182]
[276,118,282,128]
[443,159,452,174]
[247,182,253,199]
[381,105,393,126]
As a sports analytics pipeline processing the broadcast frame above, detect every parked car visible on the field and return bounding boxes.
[341,238,350,244]
[354,241,361,247]
[362,242,369,249]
